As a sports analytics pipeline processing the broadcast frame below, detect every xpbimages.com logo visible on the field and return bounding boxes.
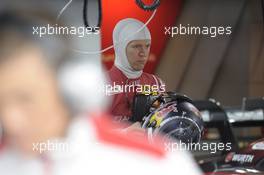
[164,141,232,154]
[32,24,100,37]
[32,140,69,154]
[32,140,101,154]
[164,24,232,38]
[103,82,166,96]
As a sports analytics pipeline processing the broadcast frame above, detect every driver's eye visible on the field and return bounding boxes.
[133,45,141,49]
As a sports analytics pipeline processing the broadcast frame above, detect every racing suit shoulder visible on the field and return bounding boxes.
[107,65,127,83]
[141,72,164,85]
[141,72,166,93]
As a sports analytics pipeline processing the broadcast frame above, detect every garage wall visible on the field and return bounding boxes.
[156,0,264,106]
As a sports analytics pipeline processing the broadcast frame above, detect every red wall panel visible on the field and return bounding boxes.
[101,0,182,73]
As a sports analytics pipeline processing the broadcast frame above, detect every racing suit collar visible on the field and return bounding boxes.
[111,65,141,81]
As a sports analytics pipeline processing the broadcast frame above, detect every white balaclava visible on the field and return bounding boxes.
[113,18,151,79]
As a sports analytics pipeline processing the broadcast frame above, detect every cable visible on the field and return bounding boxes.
[261,0,264,24]
[56,0,73,22]
[135,0,160,11]
[83,0,102,32]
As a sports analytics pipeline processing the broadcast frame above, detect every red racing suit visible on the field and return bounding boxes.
[108,65,165,123]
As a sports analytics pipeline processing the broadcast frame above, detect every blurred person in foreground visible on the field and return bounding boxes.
[0,11,201,175]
